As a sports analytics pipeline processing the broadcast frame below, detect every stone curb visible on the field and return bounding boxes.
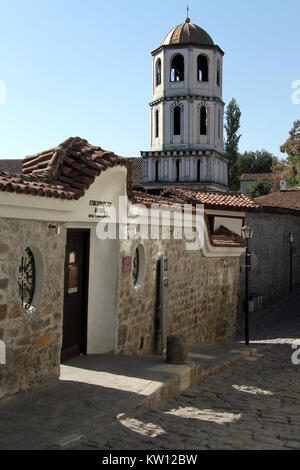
[117,343,272,421]
[52,343,273,449]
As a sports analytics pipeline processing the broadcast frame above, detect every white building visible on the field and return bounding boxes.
[142,17,228,193]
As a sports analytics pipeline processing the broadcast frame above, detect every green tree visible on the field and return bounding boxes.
[280,120,300,186]
[235,150,275,175]
[247,179,272,198]
[281,120,300,156]
[271,156,297,190]
[224,98,241,190]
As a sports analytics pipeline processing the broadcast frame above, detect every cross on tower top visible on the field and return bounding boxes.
[185,5,191,23]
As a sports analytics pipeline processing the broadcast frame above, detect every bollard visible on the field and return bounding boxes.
[166,335,188,364]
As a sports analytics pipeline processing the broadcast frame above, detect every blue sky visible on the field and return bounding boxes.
[0,0,299,159]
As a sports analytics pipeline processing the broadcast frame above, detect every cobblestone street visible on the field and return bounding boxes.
[75,293,300,450]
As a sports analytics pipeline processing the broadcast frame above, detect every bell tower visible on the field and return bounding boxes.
[141,16,228,193]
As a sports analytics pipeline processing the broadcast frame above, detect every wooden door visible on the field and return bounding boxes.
[61,229,89,362]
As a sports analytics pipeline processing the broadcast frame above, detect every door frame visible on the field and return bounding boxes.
[61,228,90,362]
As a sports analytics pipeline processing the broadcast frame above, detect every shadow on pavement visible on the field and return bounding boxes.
[78,343,299,450]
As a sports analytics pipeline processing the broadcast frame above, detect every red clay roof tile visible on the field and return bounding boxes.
[160,187,259,211]
[210,224,246,248]
[128,158,143,187]
[129,190,246,248]
[240,173,275,182]
[255,189,300,210]
[0,137,127,200]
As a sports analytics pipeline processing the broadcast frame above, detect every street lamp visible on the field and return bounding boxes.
[241,225,253,346]
[241,225,253,241]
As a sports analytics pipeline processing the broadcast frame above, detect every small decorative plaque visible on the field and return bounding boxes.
[122,257,132,274]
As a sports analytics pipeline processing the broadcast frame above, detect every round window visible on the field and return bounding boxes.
[18,246,44,312]
[18,247,36,310]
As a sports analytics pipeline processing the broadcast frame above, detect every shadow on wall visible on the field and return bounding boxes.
[238,212,300,313]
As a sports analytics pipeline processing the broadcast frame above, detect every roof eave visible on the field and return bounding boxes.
[151,43,224,56]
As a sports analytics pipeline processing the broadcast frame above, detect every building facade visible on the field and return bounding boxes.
[0,17,263,402]
[239,189,300,309]
[240,173,274,194]
[0,136,258,401]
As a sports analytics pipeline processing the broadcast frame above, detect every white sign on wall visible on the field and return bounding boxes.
[88,200,112,219]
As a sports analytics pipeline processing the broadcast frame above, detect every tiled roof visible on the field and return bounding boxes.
[128,158,143,187]
[0,159,22,174]
[255,190,300,211]
[129,190,246,248]
[210,224,246,248]
[130,190,184,209]
[160,187,259,210]
[240,173,274,182]
[0,137,127,199]
[0,170,82,199]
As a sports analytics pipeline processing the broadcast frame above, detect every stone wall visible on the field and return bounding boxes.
[116,237,240,355]
[0,218,66,400]
[239,211,300,306]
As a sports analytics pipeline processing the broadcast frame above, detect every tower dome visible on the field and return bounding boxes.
[161,21,214,47]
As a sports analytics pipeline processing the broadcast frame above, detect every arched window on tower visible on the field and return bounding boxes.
[155,110,159,138]
[170,54,184,82]
[156,59,161,86]
[200,106,207,136]
[175,159,180,182]
[155,160,159,182]
[217,60,220,87]
[173,106,181,135]
[197,55,209,82]
[218,109,221,139]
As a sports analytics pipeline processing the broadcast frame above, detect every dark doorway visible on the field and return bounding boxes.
[61,229,90,362]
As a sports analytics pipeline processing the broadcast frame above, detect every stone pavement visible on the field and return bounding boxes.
[0,289,299,450]
[70,290,300,450]
[0,342,263,450]
[81,345,299,450]
[74,290,299,451]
